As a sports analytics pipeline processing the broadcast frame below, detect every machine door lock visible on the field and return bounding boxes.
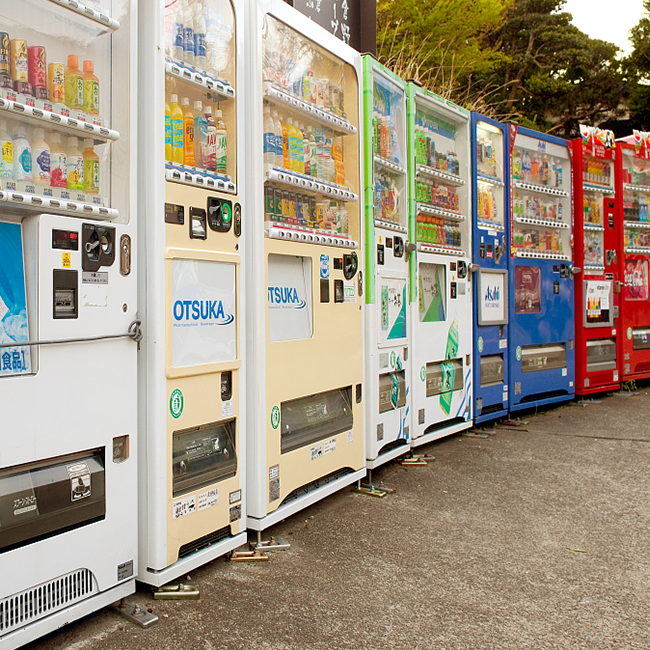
[120,234,131,276]
[468,263,480,274]
[494,240,503,264]
[457,260,467,279]
[207,197,233,233]
[393,236,404,258]
[343,252,358,280]
[82,223,115,272]
[405,241,417,254]
[606,249,617,266]
[569,266,581,280]
[358,270,363,297]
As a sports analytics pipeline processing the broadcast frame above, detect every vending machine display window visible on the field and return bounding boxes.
[514,265,541,314]
[622,149,650,254]
[475,120,505,232]
[583,280,613,326]
[173,420,237,497]
[418,262,446,322]
[280,387,353,454]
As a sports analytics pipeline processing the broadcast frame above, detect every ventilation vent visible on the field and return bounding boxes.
[280,468,354,506]
[0,569,96,636]
[520,389,568,404]
[178,525,232,559]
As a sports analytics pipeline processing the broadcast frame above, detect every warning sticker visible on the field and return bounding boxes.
[310,443,323,460]
[324,438,337,455]
[198,488,219,511]
[66,462,91,501]
[347,430,354,444]
[62,252,71,268]
[222,399,234,418]
[172,495,196,519]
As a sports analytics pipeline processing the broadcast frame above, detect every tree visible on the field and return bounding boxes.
[626,0,650,130]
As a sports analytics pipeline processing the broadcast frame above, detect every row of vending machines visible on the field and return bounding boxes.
[2,0,649,647]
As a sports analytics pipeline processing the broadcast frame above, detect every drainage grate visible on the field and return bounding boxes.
[0,569,96,636]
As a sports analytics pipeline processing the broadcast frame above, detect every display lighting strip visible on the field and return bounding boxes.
[583,183,614,194]
[584,264,605,272]
[625,246,650,254]
[267,168,358,202]
[623,183,650,193]
[514,216,569,229]
[165,61,235,100]
[373,154,406,175]
[514,181,568,197]
[417,203,466,221]
[266,224,358,249]
[264,85,357,136]
[0,190,117,220]
[477,220,504,232]
[374,218,407,233]
[165,167,236,194]
[47,0,120,30]
[477,174,504,187]
[583,223,604,231]
[0,98,119,143]
[418,242,465,256]
[624,220,650,230]
[416,164,465,185]
[514,250,569,260]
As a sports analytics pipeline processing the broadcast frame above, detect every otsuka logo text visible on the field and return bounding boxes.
[172,300,234,324]
[267,286,306,309]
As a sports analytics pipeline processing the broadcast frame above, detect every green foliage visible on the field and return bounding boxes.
[622,380,638,392]
[626,0,650,129]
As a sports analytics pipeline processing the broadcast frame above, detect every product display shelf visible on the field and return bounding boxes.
[0,188,117,219]
[416,163,465,185]
[374,218,407,233]
[165,60,235,101]
[266,167,358,202]
[583,223,604,232]
[265,222,358,248]
[514,180,569,198]
[264,84,356,136]
[514,215,569,229]
[583,183,614,194]
[625,246,650,254]
[476,173,503,187]
[514,249,569,261]
[624,183,650,193]
[165,165,236,194]
[48,0,120,30]
[624,220,650,229]
[417,202,466,221]
[373,154,405,175]
[477,219,504,232]
[0,97,117,144]
[584,264,605,272]
[417,242,465,256]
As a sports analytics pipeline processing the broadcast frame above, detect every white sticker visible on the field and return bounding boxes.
[80,283,108,308]
[320,254,329,279]
[458,283,466,295]
[310,443,323,460]
[172,495,196,519]
[503,391,508,402]
[222,399,234,418]
[569,381,574,387]
[343,281,357,303]
[613,370,619,381]
[66,462,91,501]
[346,430,353,444]
[269,465,279,480]
[229,489,242,504]
[562,368,567,376]
[499,338,507,349]
[324,438,337,454]
[612,329,616,336]
[197,488,219,511]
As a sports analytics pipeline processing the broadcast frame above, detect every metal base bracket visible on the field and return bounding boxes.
[153,584,200,600]
[112,600,159,628]
[229,550,269,562]
[353,485,388,497]
[498,419,529,427]
[253,538,291,552]
[463,430,490,438]
[401,455,428,465]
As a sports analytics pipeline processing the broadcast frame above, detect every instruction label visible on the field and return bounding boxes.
[324,438,337,455]
[310,443,323,460]
[197,488,219,511]
[66,462,91,501]
[172,495,196,519]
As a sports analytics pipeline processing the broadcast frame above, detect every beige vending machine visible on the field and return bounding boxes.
[246,0,365,538]
[137,0,246,585]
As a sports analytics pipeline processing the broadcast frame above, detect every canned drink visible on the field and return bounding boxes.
[281,190,290,218]
[264,184,274,220]
[0,32,10,77]
[48,62,65,104]
[288,192,297,220]
[28,46,47,90]
[314,201,324,229]
[274,188,283,220]
[10,39,28,84]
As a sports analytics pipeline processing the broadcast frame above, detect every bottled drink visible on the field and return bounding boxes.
[0,118,13,179]
[194,100,207,168]
[182,0,195,67]
[215,108,227,173]
[66,136,83,190]
[64,54,83,109]
[287,117,299,172]
[32,128,51,186]
[170,94,184,164]
[181,97,195,166]
[303,125,312,176]
[82,138,99,194]
[263,104,275,167]
[271,108,282,169]
[165,100,173,162]
[49,131,67,187]
[297,122,305,174]
[13,127,32,182]
[281,115,289,169]
[194,1,207,72]
[172,0,184,60]
[82,60,100,115]
[204,105,217,171]
[309,126,317,178]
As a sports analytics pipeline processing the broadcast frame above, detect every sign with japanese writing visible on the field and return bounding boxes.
[294,0,361,49]
[379,275,407,342]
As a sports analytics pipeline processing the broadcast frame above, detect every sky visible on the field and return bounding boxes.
[563,0,645,54]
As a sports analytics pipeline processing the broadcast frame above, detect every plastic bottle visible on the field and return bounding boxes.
[181,97,195,166]
[170,94,184,164]
[194,1,206,72]
[263,104,275,167]
[165,100,172,162]
[287,117,298,172]
[172,0,184,60]
[193,100,207,168]
[215,108,227,173]
[82,139,99,194]
[13,127,32,182]
[281,115,289,169]
[66,136,83,190]
[49,131,67,187]
[214,19,231,74]
[309,127,317,178]
[182,0,195,67]
[297,122,305,174]
[164,0,177,57]
[271,109,282,169]
[32,128,51,186]
[303,125,312,176]
[81,60,100,116]
[65,54,83,110]
[204,4,219,77]
[0,119,13,179]
[204,105,217,171]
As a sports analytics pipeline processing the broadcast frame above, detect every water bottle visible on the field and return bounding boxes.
[194,1,206,72]
[182,0,195,67]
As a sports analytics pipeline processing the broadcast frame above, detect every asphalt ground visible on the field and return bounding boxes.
[26,387,650,650]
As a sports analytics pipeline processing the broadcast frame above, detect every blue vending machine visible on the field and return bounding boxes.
[509,125,577,412]
[471,114,510,423]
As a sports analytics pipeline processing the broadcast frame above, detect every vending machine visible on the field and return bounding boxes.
[361,56,411,469]
[509,126,576,412]
[470,113,510,422]
[0,0,138,647]
[137,0,246,586]
[407,83,473,445]
[246,0,365,534]
[572,126,620,395]
[616,132,650,382]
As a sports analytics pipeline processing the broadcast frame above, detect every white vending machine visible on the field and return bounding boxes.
[0,0,138,647]
[137,0,247,585]
[246,0,366,535]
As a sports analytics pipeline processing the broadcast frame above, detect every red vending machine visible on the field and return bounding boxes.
[617,131,650,382]
[572,126,620,395]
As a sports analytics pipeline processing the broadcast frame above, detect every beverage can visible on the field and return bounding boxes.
[10,39,28,83]
[28,46,47,90]
[0,32,10,77]
[48,63,65,103]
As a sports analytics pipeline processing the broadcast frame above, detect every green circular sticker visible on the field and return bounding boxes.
[390,351,396,368]
[420,365,426,381]
[478,336,484,353]
[628,327,633,340]
[516,346,522,361]
[271,405,280,430]
[169,388,184,420]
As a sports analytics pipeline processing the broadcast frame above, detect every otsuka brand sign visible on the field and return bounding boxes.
[171,259,237,367]
[268,254,313,342]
